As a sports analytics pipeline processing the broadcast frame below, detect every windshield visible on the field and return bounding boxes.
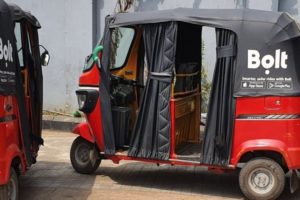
[110,27,135,69]
[14,22,24,67]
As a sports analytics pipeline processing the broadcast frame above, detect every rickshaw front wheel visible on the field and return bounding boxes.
[0,168,19,200]
[239,158,285,200]
[70,136,101,174]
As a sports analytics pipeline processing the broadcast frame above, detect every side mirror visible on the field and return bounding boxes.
[41,50,50,66]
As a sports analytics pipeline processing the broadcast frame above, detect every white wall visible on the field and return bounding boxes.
[7,0,93,113]
[279,0,300,20]
[97,0,116,43]
[4,0,295,112]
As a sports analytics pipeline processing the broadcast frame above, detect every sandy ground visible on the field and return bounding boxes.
[19,130,300,200]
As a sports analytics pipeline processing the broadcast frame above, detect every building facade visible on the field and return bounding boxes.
[6,0,300,112]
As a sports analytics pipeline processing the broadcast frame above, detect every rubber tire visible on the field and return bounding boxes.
[70,136,101,174]
[0,168,19,200]
[239,158,285,200]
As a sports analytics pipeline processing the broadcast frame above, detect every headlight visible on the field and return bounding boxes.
[77,93,87,109]
[76,89,99,113]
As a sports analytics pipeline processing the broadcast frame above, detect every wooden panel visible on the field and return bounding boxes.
[191,92,200,142]
[175,98,195,118]
[21,69,28,96]
[173,93,200,148]
[175,114,191,145]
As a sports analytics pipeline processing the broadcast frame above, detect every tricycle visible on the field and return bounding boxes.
[0,1,49,200]
[71,8,300,200]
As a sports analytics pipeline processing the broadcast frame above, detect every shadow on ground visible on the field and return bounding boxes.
[19,161,96,200]
[96,161,300,200]
[17,158,300,200]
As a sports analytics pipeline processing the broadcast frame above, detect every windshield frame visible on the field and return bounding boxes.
[109,26,136,71]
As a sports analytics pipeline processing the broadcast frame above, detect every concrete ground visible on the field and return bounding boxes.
[20,130,300,200]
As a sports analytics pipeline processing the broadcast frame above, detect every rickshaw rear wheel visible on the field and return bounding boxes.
[0,168,19,200]
[70,136,101,174]
[239,158,285,200]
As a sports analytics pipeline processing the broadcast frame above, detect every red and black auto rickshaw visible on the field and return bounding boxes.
[71,8,300,200]
[0,1,49,199]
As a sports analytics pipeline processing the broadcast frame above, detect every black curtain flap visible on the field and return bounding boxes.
[30,28,43,145]
[128,22,178,160]
[201,28,237,166]
[100,17,115,155]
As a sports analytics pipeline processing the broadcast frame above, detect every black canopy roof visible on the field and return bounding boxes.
[109,8,300,97]
[110,8,300,45]
[8,3,41,28]
[111,8,296,29]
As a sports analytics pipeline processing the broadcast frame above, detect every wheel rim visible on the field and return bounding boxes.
[248,167,275,195]
[74,143,91,166]
[7,174,17,200]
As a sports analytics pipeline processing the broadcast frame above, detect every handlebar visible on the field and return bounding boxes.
[111,75,144,87]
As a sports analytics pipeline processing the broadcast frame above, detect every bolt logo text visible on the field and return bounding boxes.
[248,49,288,75]
[0,37,13,67]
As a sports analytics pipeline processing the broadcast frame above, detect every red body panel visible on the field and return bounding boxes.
[106,154,233,171]
[0,96,26,185]
[231,97,300,169]
[79,63,100,86]
[170,100,176,159]
[72,122,94,143]
[77,63,300,170]
[75,64,105,152]
[0,144,23,184]
[86,100,105,152]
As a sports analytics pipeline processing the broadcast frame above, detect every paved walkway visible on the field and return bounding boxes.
[20,130,300,200]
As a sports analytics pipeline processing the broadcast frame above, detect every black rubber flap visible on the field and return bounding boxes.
[201,29,237,166]
[100,17,116,155]
[128,22,177,160]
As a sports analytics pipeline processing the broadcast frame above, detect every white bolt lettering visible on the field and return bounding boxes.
[3,44,8,61]
[261,55,274,69]
[0,38,3,60]
[0,37,13,66]
[248,50,260,69]
[275,49,280,68]
[248,49,288,75]
[281,51,288,69]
